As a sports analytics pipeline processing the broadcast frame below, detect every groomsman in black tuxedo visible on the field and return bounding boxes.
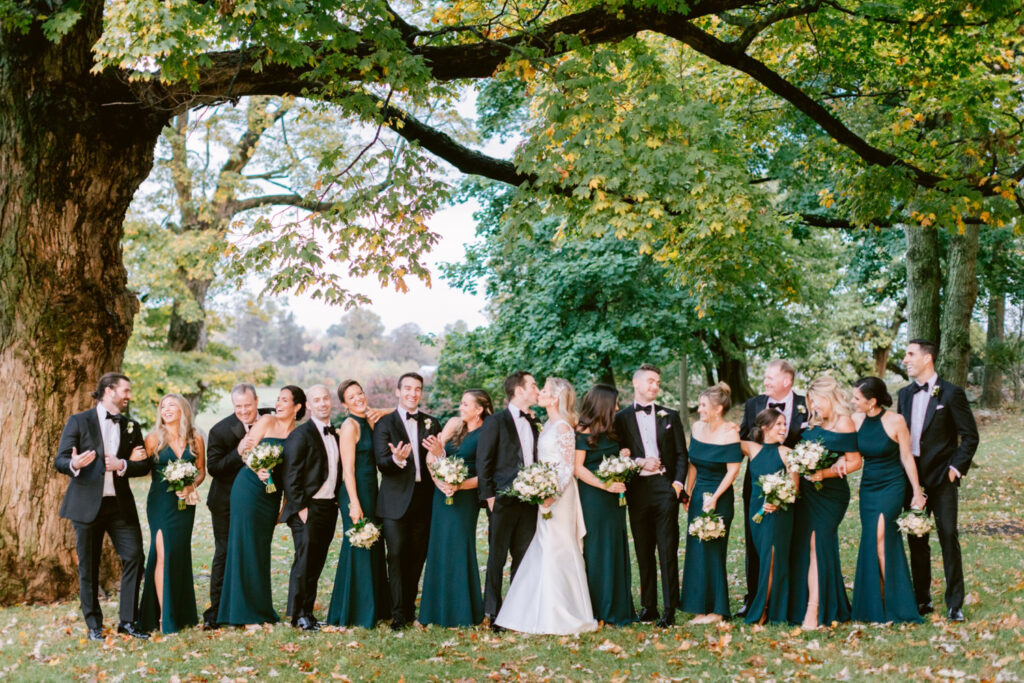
[202,383,271,629]
[614,363,688,628]
[282,384,341,631]
[736,359,807,618]
[899,339,979,622]
[54,372,152,641]
[373,372,443,630]
[477,370,541,630]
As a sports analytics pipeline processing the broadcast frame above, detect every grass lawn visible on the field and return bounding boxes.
[1,413,1022,681]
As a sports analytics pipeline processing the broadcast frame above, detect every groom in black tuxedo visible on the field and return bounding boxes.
[614,363,688,628]
[54,372,152,640]
[477,370,540,629]
[373,372,442,629]
[899,339,979,622]
[737,359,807,618]
[202,383,271,629]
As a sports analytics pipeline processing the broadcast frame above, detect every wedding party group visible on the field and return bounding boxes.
[54,338,978,640]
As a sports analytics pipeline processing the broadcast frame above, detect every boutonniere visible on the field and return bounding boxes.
[797,405,807,415]
[126,420,135,435]
[931,386,940,398]
[423,418,433,430]
[657,409,669,418]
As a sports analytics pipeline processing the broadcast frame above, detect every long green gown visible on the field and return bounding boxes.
[575,433,636,626]
[679,438,743,617]
[788,427,855,626]
[745,443,794,625]
[326,415,391,628]
[217,437,284,626]
[852,413,922,623]
[139,445,199,633]
[418,429,484,627]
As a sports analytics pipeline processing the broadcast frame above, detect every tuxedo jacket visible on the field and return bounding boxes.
[54,408,151,525]
[205,408,273,512]
[897,378,979,490]
[281,419,341,521]
[373,408,442,519]
[613,404,689,486]
[739,393,807,449]
[476,408,540,501]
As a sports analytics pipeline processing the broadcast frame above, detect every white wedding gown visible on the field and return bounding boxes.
[494,419,598,635]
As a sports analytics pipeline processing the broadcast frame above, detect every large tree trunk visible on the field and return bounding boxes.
[905,226,942,343]
[938,223,980,387]
[707,333,754,404]
[0,10,168,603]
[980,293,1005,408]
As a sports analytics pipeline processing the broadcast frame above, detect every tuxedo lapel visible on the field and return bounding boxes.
[86,410,105,460]
[623,406,646,458]
[921,383,942,434]
[787,395,805,444]
[307,420,328,465]
[230,415,247,442]
[393,411,413,449]
[501,410,524,464]
[897,385,913,426]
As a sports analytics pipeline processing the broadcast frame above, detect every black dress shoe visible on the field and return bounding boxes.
[656,614,675,628]
[117,622,150,639]
[390,619,407,632]
[202,619,218,631]
[490,623,506,633]
[295,616,320,632]
[734,603,750,619]
[918,601,934,615]
[637,607,660,623]
[87,628,104,641]
[948,608,964,622]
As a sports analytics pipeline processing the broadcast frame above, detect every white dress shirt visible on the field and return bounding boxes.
[511,407,535,466]
[311,417,340,500]
[96,405,124,496]
[396,407,423,481]
[910,372,938,457]
[634,402,660,477]
[766,391,795,429]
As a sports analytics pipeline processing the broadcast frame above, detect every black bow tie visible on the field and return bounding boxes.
[635,404,652,414]
[912,383,929,394]
[768,402,786,411]
[519,410,533,421]
[105,413,123,424]
[405,412,419,421]
[323,425,337,437]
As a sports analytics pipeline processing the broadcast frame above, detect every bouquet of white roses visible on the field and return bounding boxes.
[596,450,642,507]
[499,462,560,519]
[345,518,381,549]
[787,440,839,490]
[161,459,199,511]
[429,455,469,505]
[244,442,284,493]
[688,510,727,541]
[753,470,798,523]
[896,509,934,537]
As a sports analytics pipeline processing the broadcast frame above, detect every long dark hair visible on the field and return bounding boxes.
[281,385,307,421]
[752,407,784,444]
[854,376,893,408]
[454,389,494,447]
[577,384,619,447]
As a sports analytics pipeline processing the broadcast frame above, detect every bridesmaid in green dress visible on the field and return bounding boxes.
[574,385,636,626]
[680,383,743,625]
[789,376,862,629]
[739,408,798,625]
[218,386,305,626]
[139,394,205,633]
[418,390,492,627]
[327,380,391,628]
[851,377,926,623]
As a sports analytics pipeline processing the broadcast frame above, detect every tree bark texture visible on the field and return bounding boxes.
[938,223,980,387]
[904,226,942,344]
[980,294,1005,408]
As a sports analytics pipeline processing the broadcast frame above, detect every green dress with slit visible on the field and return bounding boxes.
[851,413,922,623]
[139,445,199,633]
[745,443,793,625]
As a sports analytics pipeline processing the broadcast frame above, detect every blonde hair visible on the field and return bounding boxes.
[545,377,578,428]
[806,375,852,427]
[155,394,198,454]
[700,381,732,414]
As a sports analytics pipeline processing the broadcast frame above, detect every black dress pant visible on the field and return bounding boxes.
[203,503,231,624]
[907,477,965,611]
[71,497,144,629]
[483,496,538,618]
[627,475,680,613]
[286,499,340,622]
[381,481,433,623]
[740,467,759,607]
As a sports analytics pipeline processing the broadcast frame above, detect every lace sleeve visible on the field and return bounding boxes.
[554,422,576,493]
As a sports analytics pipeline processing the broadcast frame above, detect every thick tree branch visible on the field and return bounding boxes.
[229,193,335,214]
[170,113,198,227]
[733,1,822,51]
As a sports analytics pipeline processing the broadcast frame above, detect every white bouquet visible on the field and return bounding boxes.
[161,459,199,511]
[787,440,839,490]
[345,518,381,549]
[244,442,284,493]
[429,455,469,505]
[753,470,798,523]
[896,509,934,537]
[596,450,642,507]
[688,510,727,541]
[499,462,561,519]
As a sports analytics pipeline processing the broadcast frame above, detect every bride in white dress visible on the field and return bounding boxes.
[495,377,598,635]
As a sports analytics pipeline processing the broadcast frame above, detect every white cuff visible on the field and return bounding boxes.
[392,454,407,469]
[672,480,683,489]
[70,465,80,477]
[117,460,128,476]
[949,466,962,478]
